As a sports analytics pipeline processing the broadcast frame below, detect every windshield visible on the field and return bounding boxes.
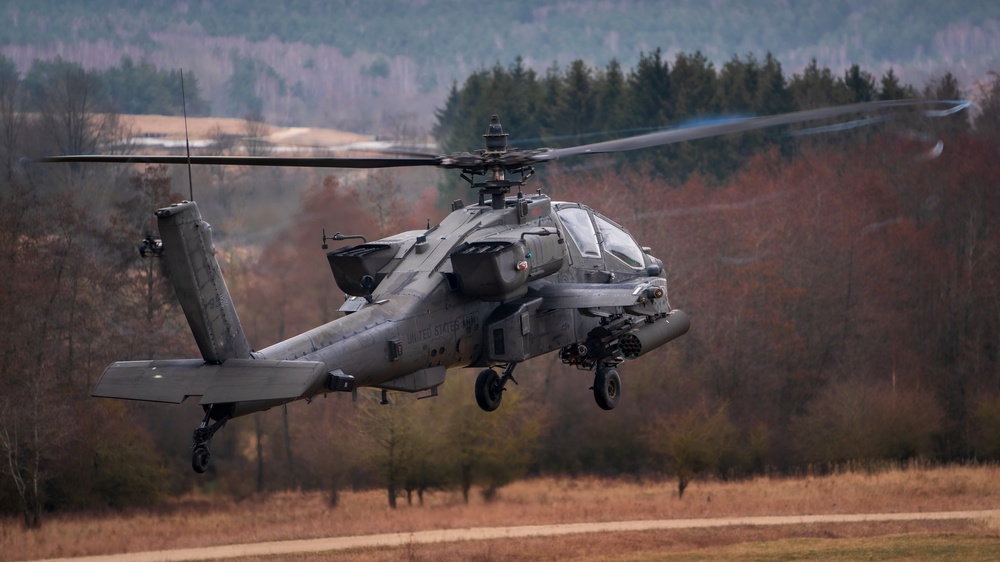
[557,207,601,258]
[596,215,645,269]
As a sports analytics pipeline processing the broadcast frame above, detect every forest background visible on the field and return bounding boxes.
[3,0,1000,530]
[2,0,1000,132]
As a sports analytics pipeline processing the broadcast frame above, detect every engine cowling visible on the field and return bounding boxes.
[451,227,564,301]
[326,243,398,296]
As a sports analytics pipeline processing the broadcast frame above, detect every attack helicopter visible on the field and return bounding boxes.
[42,99,967,473]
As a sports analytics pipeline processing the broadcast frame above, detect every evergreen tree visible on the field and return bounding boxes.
[432,51,916,185]
[877,68,913,101]
[923,72,970,136]
[713,54,768,179]
[433,81,463,152]
[225,50,265,115]
[789,58,850,109]
[668,51,719,180]
[504,57,542,145]
[537,62,565,139]
[627,49,672,127]
[843,64,877,103]
[755,53,795,158]
[595,59,628,135]
[554,59,596,145]
[715,54,759,113]
[671,51,718,120]
[755,53,794,115]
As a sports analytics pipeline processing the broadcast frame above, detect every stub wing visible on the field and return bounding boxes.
[531,278,667,310]
[93,359,327,404]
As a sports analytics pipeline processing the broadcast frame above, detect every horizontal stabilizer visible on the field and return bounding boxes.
[93,359,327,405]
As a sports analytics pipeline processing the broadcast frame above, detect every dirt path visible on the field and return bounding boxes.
[31,509,1000,562]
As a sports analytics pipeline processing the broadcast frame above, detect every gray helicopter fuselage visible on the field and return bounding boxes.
[92,192,683,421]
[255,194,565,398]
[251,191,672,405]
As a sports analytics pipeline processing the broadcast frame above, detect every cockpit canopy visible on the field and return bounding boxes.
[554,203,647,271]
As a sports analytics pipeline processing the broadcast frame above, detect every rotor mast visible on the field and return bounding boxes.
[463,114,535,208]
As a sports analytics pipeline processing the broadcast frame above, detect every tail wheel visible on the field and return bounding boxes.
[475,368,503,412]
[593,367,621,410]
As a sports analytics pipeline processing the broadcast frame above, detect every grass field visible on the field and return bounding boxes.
[3,465,999,561]
[123,114,372,146]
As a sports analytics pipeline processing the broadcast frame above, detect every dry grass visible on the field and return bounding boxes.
[3,464,1000,561]
[122,114,371,145]
[222,522,1000,562]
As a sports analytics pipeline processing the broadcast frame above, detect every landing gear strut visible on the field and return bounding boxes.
[475,363,518,412]
[593,365,621,410]
[191,405,231,474]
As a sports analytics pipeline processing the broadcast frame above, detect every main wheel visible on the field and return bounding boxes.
[192,445,211,474]
[593,368,621,410]
[475,368,503,412]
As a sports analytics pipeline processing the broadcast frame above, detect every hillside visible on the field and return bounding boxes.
[2,1,998,133]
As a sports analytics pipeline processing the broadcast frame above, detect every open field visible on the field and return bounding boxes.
[123,114,372,147]
[4,465,1000,561]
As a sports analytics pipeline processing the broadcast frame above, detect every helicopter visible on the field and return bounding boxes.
[41,99,967,473]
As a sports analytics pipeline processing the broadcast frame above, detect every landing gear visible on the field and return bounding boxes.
[191,405,231,474]
[593,366,621,410]
[475,364,518,412]
[192,445,211,473]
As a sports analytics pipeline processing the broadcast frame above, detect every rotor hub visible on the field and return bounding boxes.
[483,114,508,153]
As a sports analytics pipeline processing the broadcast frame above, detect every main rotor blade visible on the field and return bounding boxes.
[36,154,444,169]
[37,100,967,174]
[531,100,963,162]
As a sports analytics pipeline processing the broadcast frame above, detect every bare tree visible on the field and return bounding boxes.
[440,377,543,503]
[107,165,182,360]
[34,64,111,156]
[383,111,419,143]
[0,367,74,528]
[356,392,417,508]
[0,189,87,527]
[242,109,272,157]
[645,403,736,498]
[0,55,25,185]
[204,124,236,183]
[350,170,405,237]
[974,71,1000,145]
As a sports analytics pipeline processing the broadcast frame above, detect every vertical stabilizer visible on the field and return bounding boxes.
[156,201,251,362]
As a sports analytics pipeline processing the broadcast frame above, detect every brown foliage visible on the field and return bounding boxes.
[645,403,736,497]
[564,130,1000,471]
[0,173,172,525]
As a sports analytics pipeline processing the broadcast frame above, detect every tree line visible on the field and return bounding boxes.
[2,49,1000,527]
[6,2,996,135]
[12,54,210,119]
[434,51,975,188]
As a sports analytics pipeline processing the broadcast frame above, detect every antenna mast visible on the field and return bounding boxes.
[180,71,194,201]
